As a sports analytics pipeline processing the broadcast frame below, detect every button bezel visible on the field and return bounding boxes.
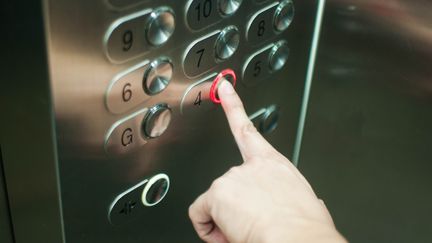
[210,69,237,104]
[215,25,240,61]
[143,57,173,96]
[142,103,172,139]
[141,173,170,207]
[145,7,176,47]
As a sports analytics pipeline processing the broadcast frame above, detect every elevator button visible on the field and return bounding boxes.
[141,173,170,207]
[105,108,149,155]
[242,43,274,86]
[246,2,278,44]
[142,103,172,138]
[269,40,289,71]
[210,69,237,104]
[248,105,280,134]
[215,26,240,61]
[180,73,218,115]
[183,30,220,77]
[186,0,221,31]
[274,0,295,32]
[104,9,152,63]
[108,173,170,225]
[146,7,175,46]
[259,105,280,134]
[144,58,173,95]
[106,61,151,114]
[108,179,148,225]
[219,0,243,16]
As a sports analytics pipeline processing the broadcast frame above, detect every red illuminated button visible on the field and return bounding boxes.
[210,69,237,104]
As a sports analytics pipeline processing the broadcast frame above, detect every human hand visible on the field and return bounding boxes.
[189,81,346,243]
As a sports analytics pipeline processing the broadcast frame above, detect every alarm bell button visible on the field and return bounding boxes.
[210,69,237,104]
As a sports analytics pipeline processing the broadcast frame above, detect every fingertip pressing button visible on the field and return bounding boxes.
[210,69,237,104]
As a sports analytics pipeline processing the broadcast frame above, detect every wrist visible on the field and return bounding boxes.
[253,213,346,243]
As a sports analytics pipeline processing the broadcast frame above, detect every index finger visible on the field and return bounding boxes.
[217,80,275,161]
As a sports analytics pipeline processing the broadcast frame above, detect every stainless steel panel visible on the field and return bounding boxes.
[300,0,432,242]
[44,0,319,242]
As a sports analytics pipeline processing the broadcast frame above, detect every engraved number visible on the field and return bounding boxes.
[253,61,262,77]
[196,48,205,68]
[122,30,133,51]
[195,0,213,21]
[257,20,265,37]
[122,83,132,102]
[194,91,202,106]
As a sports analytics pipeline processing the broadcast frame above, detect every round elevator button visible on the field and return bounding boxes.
[143,58,173,95]
[142,103,172,138]
[274,0,295,32]
[269,41,289,72]
[215,26,240,61]
[219,0,243,16]
[259,105,280,134]
[146,7,175,46]
[142,173,170,207]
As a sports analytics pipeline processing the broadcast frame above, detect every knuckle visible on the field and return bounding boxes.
[236,121,258,139]
[226,165,241,176]
[209,177,228,200]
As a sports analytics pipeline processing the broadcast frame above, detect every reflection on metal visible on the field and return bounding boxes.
[293,0,326,165]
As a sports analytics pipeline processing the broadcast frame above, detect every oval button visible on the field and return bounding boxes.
[242,43,274,86]
[106,61,151,114]
[108,179,149,225]
[186,0,222,31]
[105,108,148,155]
[246,3,278,44]
[104,9,153,63]
[180,73,218,115]
[183,30,220,77]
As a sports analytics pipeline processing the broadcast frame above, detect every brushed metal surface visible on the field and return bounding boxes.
[300,0,432,242]
[42,0,319,242]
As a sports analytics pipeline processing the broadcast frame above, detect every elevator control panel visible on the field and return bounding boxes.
[42,0,319,241]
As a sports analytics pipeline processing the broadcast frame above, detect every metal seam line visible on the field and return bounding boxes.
[43,0,67,241]
[292,0,326,166]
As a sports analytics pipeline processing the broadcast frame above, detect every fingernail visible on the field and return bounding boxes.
[219,80,235,95]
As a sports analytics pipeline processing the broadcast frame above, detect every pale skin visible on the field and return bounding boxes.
[189,80,347,243]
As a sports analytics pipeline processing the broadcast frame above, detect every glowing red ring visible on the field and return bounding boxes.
[210,69,237,104]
